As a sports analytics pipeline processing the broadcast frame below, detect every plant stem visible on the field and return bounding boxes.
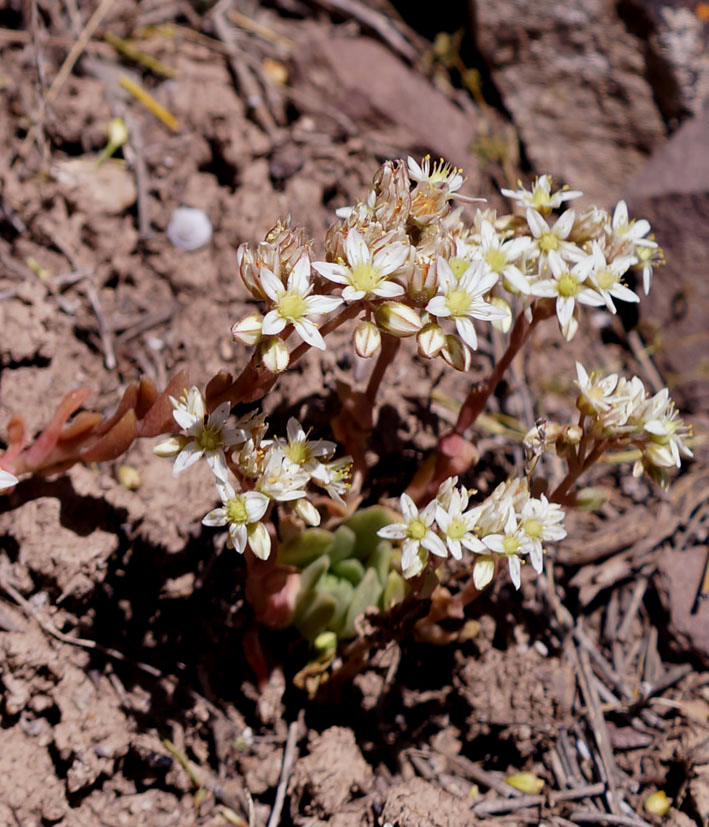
[365,334,400,405]
[550,438,609,504]
[454,302,551,436]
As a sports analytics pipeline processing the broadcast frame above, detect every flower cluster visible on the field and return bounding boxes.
[155,387,352,558]
[378,477,566,590]
[232,159,661,373]
[574,363,693,489]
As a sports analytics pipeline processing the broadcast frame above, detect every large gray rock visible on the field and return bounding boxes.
[295,35,483,188]
[623,108,709,411]
[473,0,666,202]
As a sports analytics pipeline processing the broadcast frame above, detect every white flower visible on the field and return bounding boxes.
[425,258,506,350]
[313,229,408,301]
[479,219,533,294]
[480,508,533,590]
[529,250,605,335]
[501,175,582,211]
[312,457,353,505]
[202,481,270,554]
[575,361,619,417]
[0,469,18,491]
[407,155,465,195]
[435,486,486,560]
[260,255,342,351]
[519,495,566,573]
[168,387,242,481]
[527,208,583,264]
[612,201,652,244]
[377,493,447,572]
[633,238,663,295]
[277,417,336,481]
[256,447,309,501]
[585,242,639,313]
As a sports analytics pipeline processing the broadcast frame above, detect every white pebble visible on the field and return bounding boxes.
[167,207,212,251]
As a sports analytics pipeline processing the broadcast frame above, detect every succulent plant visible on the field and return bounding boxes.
[278,507,409,654]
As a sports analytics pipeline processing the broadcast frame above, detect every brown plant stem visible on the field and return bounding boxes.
[454,301,551,436]
[365,333,400,405]
[550,438,610,505]
[207,303,362,411]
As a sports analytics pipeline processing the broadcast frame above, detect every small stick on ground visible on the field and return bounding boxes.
[267,718,300,827]
[570,639,622,816]
[84,279,117,370]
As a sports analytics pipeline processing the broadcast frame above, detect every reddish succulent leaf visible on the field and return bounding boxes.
[138,370,188,437]
[80,409,137,462]
[205,370,234,410]
[22,388,91,470]
[135,377,159,420]
[95,384,138,436]
[1,416,27,465]
[59,411,103,442]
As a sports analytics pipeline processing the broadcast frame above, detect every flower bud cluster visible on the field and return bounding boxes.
[378,476,566,590]
[155,387,353,558]
[574,363,692,489]
[233,159,661,369]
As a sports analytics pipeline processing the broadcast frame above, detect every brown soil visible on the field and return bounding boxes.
[1,2,708,826]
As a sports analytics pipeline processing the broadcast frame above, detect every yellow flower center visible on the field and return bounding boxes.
[407,518,427,541]
[449,257,471,280]
[596,269,617,291]
[539,232,560,252]
[278,291,308,321]
[524,518,543,539]
[557,272,580,298]
[350,262,380,293]
[196,425,222,453]
[447,517,467,541]
[502,534,520,554]
[285,441,311,466]
[226,497,249,524]
[446,288,472,317]
[531,187,551,208]
[485,248,507,273]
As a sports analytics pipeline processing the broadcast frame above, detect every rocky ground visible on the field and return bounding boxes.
[1,1,708,825]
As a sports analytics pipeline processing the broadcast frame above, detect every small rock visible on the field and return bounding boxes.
[167,206,212,251]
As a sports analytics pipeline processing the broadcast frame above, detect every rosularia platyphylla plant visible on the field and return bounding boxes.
[0,155,691,684]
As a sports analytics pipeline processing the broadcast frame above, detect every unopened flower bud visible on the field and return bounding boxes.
[441,334,471,372]
[295,498,321,527]
[153,435,188,457]
[247,521,272,560]
[107,116,129,149]
[353,320,381,358]
[260,336,290,373]
[117,464,141,490]
[231,313,264,346]
[375,301,422,337]
[643,790,671,817]
[505,773,544,795]
[417,322,445,359]
[561,424,583,445]
[489,296,512,333]
[574,487,610,511]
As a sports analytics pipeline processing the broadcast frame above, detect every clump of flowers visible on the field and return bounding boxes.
[0,154,691,679]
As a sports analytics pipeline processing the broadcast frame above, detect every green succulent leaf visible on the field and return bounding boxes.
[294,592,337,642]
[331,557,365,585]
[294,553,330,616]
[326,524,357,564]
[345,506,394,561]
[280,528,334,567]
[342,568,382,638]
[317,574,355,637]
[366,539,392,587]
[382,569,408,610]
